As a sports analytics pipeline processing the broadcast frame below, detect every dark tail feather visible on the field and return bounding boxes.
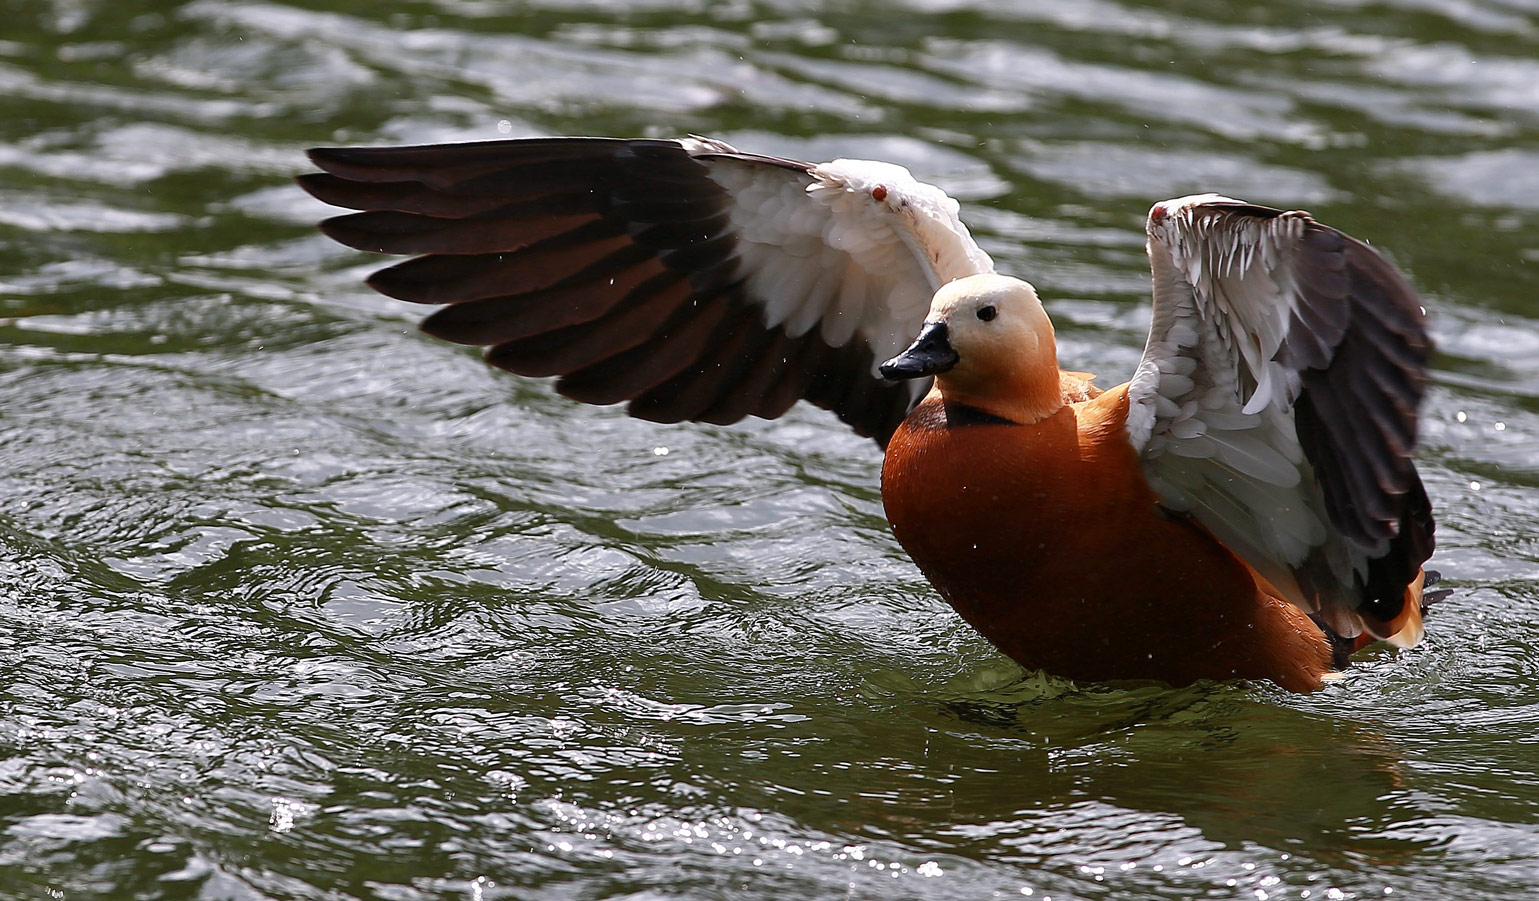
[1311,615,1357,671]
[1319,567,1451,672]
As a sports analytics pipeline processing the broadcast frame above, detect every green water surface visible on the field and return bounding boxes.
[3,1,1539,899]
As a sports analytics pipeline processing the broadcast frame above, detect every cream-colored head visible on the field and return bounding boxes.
[879,273,1064,424]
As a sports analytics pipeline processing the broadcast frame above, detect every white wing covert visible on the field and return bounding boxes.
[1127,194,1433,640]
[300,137,994,445]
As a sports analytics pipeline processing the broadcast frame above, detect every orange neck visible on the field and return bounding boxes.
[931,347,1065,425]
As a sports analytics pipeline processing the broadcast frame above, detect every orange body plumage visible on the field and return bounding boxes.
[883,387,1338,692]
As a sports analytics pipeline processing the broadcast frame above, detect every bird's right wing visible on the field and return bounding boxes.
[299,137,995,445]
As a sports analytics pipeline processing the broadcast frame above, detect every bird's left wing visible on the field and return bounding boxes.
[1126,194,1434,642]
[299,137,993,445]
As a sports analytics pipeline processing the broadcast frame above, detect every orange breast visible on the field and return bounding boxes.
[880,385,1335,692]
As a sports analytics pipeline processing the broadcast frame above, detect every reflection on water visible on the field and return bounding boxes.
[3,0,1539,898]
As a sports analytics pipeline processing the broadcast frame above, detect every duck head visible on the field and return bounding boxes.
[880,273,1064,425]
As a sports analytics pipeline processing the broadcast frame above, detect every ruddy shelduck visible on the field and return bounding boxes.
[301,137,1436,693]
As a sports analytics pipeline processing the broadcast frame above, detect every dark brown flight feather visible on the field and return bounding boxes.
[1209,203,1435,629]
[302,138,925,445]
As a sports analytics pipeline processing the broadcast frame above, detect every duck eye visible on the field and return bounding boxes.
[976,305,997,322]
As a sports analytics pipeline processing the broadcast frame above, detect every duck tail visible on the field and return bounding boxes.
[1350,568,1448,653]
[1316,569,1448,669]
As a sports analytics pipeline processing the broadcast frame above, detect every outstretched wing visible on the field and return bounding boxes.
[1126,194,1434,641]
[299,136,994,445]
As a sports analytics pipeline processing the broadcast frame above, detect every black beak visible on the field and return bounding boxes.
[879,321,959,380]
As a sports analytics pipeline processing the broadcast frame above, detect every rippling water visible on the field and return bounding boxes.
[3,0,1539,898]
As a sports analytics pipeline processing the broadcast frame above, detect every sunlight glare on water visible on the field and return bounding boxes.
[2,0,1539,898]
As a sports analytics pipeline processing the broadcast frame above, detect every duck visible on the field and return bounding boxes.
[299,136,1437,693]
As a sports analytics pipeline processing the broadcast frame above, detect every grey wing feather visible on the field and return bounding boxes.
[1128,194,1433,639]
